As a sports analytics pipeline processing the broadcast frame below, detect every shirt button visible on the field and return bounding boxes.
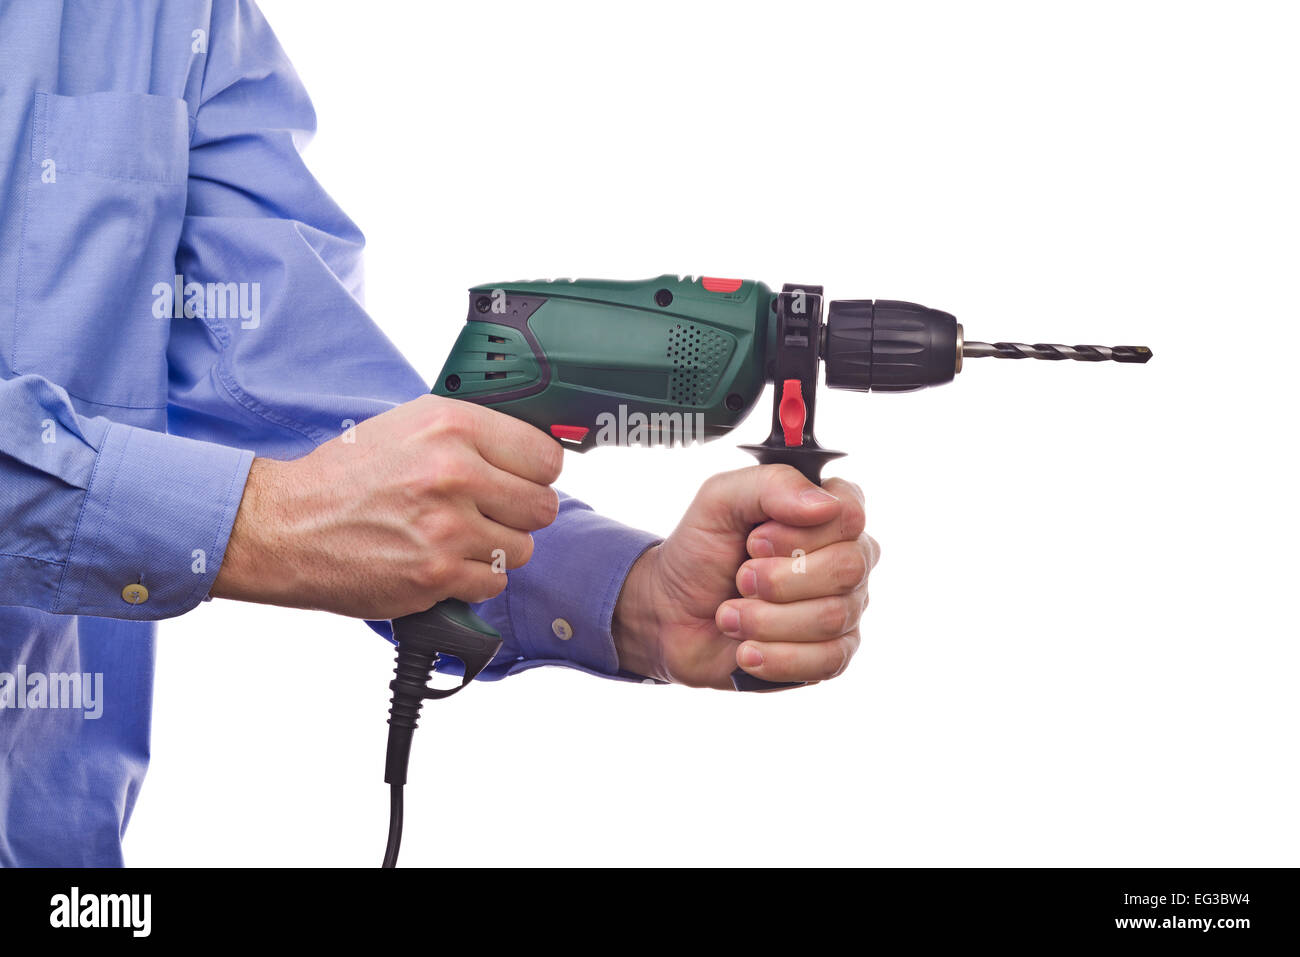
[122,583,150,605]
[551,617,573,640]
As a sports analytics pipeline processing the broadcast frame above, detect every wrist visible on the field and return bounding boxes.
[612,544,668,681]
[211,457,303,606]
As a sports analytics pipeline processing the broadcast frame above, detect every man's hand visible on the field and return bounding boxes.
[613,466,880,689]
[212,394,562,618]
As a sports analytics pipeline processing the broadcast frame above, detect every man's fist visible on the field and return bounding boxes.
[613,465,880,689]
[213,394,562,618]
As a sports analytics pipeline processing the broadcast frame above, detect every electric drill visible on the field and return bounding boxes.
[380,275,1153,866]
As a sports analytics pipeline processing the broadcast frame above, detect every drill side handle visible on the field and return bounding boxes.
[731,444,843,691]
[731,284,845,692]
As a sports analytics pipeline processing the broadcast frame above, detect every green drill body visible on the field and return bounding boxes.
[432,276,775,449]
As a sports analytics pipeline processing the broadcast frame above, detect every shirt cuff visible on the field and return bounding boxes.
[53,421,254,619]
[457,495,661,681]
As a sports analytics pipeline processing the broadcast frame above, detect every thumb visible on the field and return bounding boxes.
[691,465,841,533]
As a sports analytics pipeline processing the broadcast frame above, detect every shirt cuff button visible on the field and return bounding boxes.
[551,617,573,640]
[121,583,149,604]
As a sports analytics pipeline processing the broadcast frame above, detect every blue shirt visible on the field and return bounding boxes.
[0,0,658,866]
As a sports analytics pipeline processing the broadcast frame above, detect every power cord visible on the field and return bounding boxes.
[381,601,502,867]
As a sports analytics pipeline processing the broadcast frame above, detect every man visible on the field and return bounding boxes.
[0,0,878,866]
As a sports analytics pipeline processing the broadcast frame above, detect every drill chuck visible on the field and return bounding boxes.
[823,299,959,393]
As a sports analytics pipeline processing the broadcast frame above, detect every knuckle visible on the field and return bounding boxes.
[824,639,853,680]
[823,476,854,499]
[770,463,802,485]
[415,555,451,591]
[510,421,562,483]
[773,466,809,499]
[866,534,883,569]
[834,547,869,590]
[412,392,443,424]
[514,533,535,567]
[400,468,437,499]
[534,486,560,527]
[435,401,475,437]
[840,497,867,539]
[436,454,478,493]
[780,563,806,602]
[823,478,866,511]
[818,597,850,637]
[538,440,564,484]
[416,510,454,548]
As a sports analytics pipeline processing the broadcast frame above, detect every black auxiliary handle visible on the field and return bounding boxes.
[737,284,844,692]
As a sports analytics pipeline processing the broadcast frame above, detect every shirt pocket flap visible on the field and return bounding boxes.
[34,91,189,186]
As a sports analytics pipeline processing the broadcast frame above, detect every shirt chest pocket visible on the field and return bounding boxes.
[14,91,190,410]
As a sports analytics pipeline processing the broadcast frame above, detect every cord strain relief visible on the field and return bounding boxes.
[384,644,439,786]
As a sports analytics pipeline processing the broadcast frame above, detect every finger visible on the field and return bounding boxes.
[734,632,861,683]
[866,534,882,571]
[736,539,871,603]
[746,488,867,559]
[691,465,843,534]
[449,559,510,604]
[476,466,561,531]
[745,476,866,557]
[748,516,869,560]
[466,405,565,486]
[461,515,535,569]
[715,590,866,643]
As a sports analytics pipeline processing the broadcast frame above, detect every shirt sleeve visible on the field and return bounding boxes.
[0,373,252,619]
[167,0,659,678]
[474,494,663,682]
[167,0,429,459]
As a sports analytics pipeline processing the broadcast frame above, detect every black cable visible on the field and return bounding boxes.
[382,601,502,867]
[382,639,435,869]
[382,782,404,868]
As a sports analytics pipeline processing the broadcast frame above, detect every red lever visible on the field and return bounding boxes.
[778,379,805,447]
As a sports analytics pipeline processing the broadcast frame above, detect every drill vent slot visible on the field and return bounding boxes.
[666,323,731,406]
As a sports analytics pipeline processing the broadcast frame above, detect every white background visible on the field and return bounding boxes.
[127,1,1299,866]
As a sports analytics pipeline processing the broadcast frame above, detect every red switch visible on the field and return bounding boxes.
[701,276,744,293]
[550,424,589,442]
[778,379,805,447]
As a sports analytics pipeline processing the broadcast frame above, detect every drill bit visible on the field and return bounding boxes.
[962,341,1153,363]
